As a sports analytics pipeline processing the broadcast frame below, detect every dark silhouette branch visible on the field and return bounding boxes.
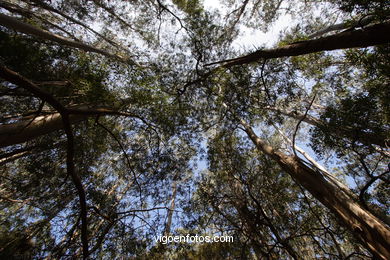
[359,170,390,210]
[292,93,316,157]
[0,65,89,259]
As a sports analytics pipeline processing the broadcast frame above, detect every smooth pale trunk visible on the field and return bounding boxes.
[0,13,129,63]
[163,181,178,236]
[0,113,88,148]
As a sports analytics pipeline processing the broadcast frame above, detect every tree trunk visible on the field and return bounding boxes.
[0,113,88,148]
[273,126,357,201]
[0,13,131,64]
[240,119,390,259]
[163,180,178,236]
[0,0,78,40]
[206,21,390,67]
[28,0,127,52]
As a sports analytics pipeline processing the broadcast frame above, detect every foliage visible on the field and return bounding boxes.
[0,0,389,259]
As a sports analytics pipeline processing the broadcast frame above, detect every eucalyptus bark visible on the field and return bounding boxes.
[0,113,88,148]
[274,126,357,200]
[163,180,177,236]
[241,120,390,260]
[206,21,390,67]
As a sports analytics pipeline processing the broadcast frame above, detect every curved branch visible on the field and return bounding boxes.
[359,170,390,209]
[95,120,142,198]
[0,65,89,259]
[292,94,316,157]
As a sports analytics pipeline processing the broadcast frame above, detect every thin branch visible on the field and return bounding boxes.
[292,93,316,157]
[28,0,128,52]
[225,0,249,31]
[95,120,142,198]
[359,170,390,210]
[155,0,188,33]
[260,58,272,103]
[116,206,169,215]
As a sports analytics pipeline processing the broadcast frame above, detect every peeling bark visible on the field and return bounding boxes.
[241,119,390,259]
[308,15,376,39]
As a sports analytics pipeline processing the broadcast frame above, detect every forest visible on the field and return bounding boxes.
[0,0,389,259]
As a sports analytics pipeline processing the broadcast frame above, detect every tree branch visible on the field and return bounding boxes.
[0,65,89,258]
[205,21,390,67]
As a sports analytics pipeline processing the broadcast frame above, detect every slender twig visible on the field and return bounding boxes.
[359,170,390,209]
[260,58,272,103]
[292,93,316,157]
[95,120,142,198]
[116,206,169,215]
[18,101,45,132]
[155,0,188,33]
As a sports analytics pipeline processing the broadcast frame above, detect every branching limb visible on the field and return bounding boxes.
[0,65,89,259]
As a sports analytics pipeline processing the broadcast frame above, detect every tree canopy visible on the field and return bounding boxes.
[0,0,389,259]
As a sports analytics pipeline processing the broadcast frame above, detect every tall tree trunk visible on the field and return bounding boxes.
[0,65,136,148]
[265,106,387,148]
[274,126,357,200]
[0,13,132,64]
[0,0,78,40]
[163,180,178,236]
[206,21,390,67]
[27,0,127,52]
[0,113,88,148]
[240,119,390,259]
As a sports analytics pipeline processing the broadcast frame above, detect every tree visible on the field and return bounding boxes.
[1,0,389,259]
